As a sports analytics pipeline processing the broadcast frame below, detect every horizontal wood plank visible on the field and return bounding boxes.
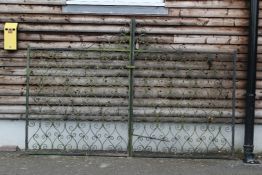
[0,0,65,5]
[0,4,62,13]
[165,0,249,9]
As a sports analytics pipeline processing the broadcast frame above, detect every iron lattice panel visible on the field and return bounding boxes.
[131,22,236,157]
[25,27,131,154]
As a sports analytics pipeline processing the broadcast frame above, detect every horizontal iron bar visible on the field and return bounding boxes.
[134,50,236,54]
[132,152,237,160]
[23,150,127,157]
[29,47,235,55]
[30,47,130,52]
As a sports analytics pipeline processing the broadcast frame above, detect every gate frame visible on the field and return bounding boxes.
[25,18,237,159]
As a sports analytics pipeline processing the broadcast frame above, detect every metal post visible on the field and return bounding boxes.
[243,0,260,164]
[231,51,237,157]
[127,18,136,157]
[25,46,31,150]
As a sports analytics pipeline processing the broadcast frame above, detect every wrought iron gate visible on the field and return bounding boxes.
[25,19,236,158]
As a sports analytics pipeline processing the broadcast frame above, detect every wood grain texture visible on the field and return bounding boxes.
[0,0,260,124]
[0,0,65,5]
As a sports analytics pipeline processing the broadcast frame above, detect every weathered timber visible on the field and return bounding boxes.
[0,4,62,13]
[169,9,249,18]
[0,76,247,89]
[0,96,241,108]
[0,68,252,81]
[0,23,247,35]
[0,105,242,118]
[0,58,245,70]
[0,33,251,45]
[0,50,253,62]
[0,0,255,124]
[0,0,65,5]
[0,14,254,27]
[0,85,246,99]
[165,0,250,9]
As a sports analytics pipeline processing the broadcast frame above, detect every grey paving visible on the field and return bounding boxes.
[0,153,261,175]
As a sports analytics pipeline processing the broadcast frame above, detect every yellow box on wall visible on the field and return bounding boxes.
[4,23,18,50]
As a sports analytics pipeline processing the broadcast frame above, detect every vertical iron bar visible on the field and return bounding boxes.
[231,51,237,157]
[244,0,260,164]
[25,46,31,150]
[127,18,136,157]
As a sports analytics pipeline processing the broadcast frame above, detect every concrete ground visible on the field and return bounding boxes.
[0,153,261,175]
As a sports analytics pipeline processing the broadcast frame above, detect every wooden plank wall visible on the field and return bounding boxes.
[0,0,261,123]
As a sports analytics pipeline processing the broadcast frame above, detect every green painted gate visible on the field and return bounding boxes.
[25,19,237,158]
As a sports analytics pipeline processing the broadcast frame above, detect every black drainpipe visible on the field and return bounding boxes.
[243,0,260,164]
